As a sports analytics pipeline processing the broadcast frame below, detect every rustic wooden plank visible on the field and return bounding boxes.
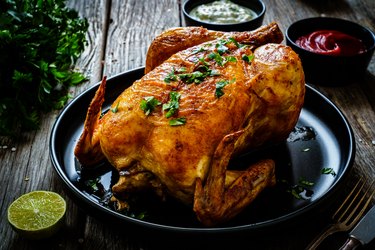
[316,84,375,178]
[103,0,181,76]
[67,0,111,92]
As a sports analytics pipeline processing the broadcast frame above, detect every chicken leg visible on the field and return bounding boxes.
[193,130,276,226]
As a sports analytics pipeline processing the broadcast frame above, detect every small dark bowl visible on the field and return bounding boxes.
[182,0,266,32]
[286,17,375,86]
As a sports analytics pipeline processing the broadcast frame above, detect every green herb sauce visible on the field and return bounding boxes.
[189,0,257,24]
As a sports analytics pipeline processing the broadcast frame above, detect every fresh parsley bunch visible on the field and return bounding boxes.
[0,0,88,136]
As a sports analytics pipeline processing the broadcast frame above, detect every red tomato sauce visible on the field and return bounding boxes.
[296,30,366,56]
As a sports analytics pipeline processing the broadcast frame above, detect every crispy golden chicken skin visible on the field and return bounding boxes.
[145,22,284,73]
[74,23,305,226]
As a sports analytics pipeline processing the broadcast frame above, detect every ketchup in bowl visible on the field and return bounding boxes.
[296,30,366,56]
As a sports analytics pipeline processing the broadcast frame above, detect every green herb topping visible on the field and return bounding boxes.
[282,178,315,200]
[242,54,254,63]
[178,71,206,84]
[163,38,245,87]
[191,47,207,55]
[140,96,161,115]
[228,37,244,48]
[111,102,120,113]
[216,37,245,51]
[84,178,101,193]
[321,168,337,176]
[163,92,181,118]
[164,67,187,83]
[215,79,235,98]
[164,68,178,83]
[216,43,229,55]
[169,117,186,126]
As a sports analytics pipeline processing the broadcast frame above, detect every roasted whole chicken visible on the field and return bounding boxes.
[74,22,305,226]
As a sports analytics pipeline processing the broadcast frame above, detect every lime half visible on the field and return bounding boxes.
[7,190,66,240]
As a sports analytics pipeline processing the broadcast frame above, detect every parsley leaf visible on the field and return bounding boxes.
[163,92,181,118]
[111,102,120,113]
[191,47,206,55]
[321,168,337,176]
[140,96,161,115]
[216,43,229,55]
[164,67,178,83]
[284,178,315,200]
[225,56,237,63]
[228,37,243,48]
[242,54,254,63]
[164,67,187,83]
[215,79,235,98]
[208,52,224,66]
[179,71,207,84]
[208,53,237,66]
[169,117,186,126]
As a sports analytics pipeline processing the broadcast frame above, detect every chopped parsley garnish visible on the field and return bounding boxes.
[179,71,203,84]
[178,68,218,84]
[216,43,229,55]
[169,117,186,126]
[282,178,315,200]
[111,102,120,113]
[164,71,177,83]
[217,37,244,50]
[225,56,237,63]
[242,54,254,63]
[164,67,178,83]
[140,96,161,115]
[299,179,314,187]
[215,79,235,98]
[85,178,101,192]
[178,67,187,73]
[208,52,237,66]
[198,57,210,67]
[321,168,337,176]
[82,177,106,196]
[162,38,244,102]
[191,47,207,55]
[228,37,243,48]
[208,52,224,65]
[163,92,181,118]
[164,67,189,83]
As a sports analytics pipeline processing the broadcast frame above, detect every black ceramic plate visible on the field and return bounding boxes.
[50,67,355,233]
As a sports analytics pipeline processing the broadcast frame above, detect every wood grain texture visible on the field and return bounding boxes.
[1,0,375,249]
[67,0,110,91]
[103,0,180,76]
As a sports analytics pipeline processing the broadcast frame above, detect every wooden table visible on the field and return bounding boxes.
[1,0,375,249]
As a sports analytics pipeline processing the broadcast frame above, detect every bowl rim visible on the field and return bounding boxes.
[285,17,375,57]
[182,0,266,26]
